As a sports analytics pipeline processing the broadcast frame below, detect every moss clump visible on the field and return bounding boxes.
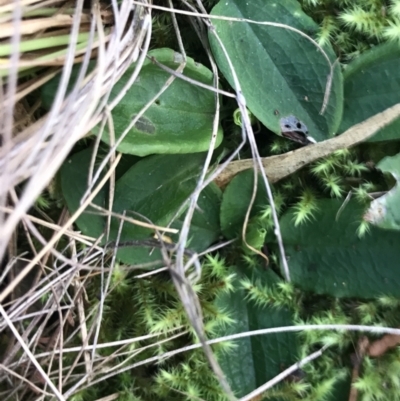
[300,0,400,60]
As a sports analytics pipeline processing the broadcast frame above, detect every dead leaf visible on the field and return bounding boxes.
[367,333,400,357]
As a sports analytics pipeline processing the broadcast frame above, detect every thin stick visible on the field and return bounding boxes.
[33,327,185,358]
[207,13,290,281]
[0,363,54,397]
[0,153,122,303]
[239,345,329,401]
[130,1,334,78]
[0,304,65,401]
[215,103,400,187]
[67,323,400,394]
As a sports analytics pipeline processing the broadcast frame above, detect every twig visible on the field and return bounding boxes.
[0,304,65,401]
[207,10,290,282]
[240,345,329,401]
[66,323,400,395]
[0,363,53,397]
[215,103,400,187]
[0,153,122,303]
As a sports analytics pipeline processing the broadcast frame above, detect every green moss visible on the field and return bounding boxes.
[75,255,235,400]
[299,0,400,60]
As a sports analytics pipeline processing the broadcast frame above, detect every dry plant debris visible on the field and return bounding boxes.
[214,103,400,187]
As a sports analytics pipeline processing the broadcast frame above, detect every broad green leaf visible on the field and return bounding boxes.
[220,170,268,239]
[364,152,400,230]
[42,49,223,156]
[215,267,298,399]
[40,61,96,110]
[277,199,400,298]
[60,149,163,265]
[60,148,107,238]
[339,42,400,142]
[93,48,223,156]
[60,149,207,265]
[170,182,222,252]
[112,153,203,232]
[209,0,343,142]
[109,153,205,264]
[368,118,400,143]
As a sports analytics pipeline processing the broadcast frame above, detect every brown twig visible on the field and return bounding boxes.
[214,103,400,188]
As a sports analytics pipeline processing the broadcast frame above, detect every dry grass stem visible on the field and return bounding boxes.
[2,1,398,400]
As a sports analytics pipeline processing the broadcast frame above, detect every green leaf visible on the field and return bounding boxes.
[215,267,298,398]
[94,48,223,156]
[339,42,400,142]
[40,62,96,110]
[109,153,205,264]
[171,182,222,252]
[111,153,203,233]
[220,170,268,239]
[209,0,343,142]
[364,152,400,230]
[60,149,162,265]
[60,149,207,265]
[277,199,400,298]
[41,49,223,156]
[60,148,107,238]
